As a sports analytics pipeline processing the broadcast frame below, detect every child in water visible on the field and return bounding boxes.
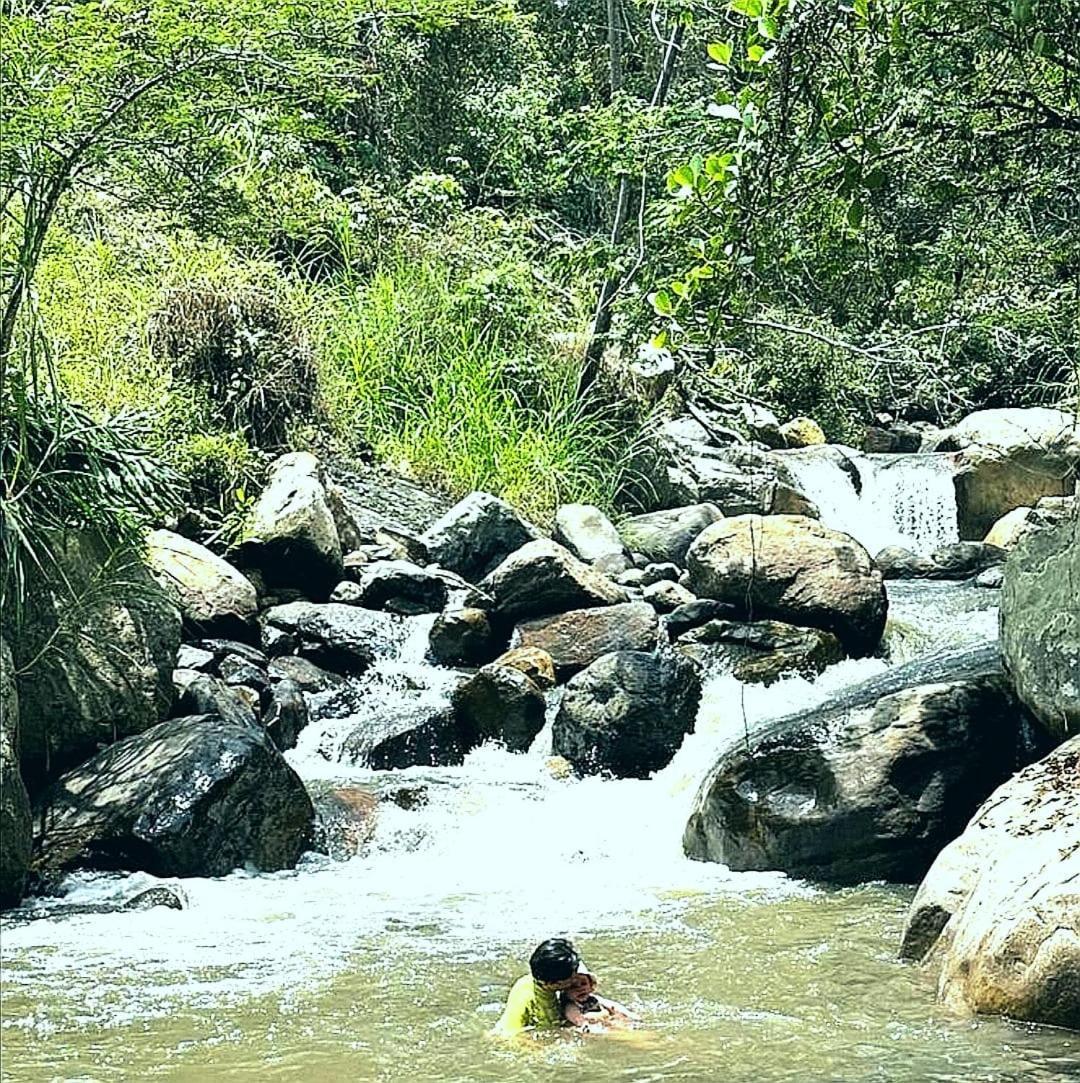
[560,966,640,1032]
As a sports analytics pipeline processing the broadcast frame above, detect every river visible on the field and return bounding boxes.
[2,454,1078,1081]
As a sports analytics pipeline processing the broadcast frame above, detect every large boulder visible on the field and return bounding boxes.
[553,504,631,574]
[513,602,658,676]
[686,515,887,656]
[617,503,724,566]
[479,540,627,622]
[260,601,401,675]
[12,533,180,794]
[876,542,1006,581]
[900,736,1080,1030]
[1000,516,1080,740]
[553,650,701,778]
[146,529,258,639]
[0,639,31,908]
[350,560,448,615]
[983,495,1076,551]
[428,607,500,667]
[339,702,473,769]
[931,408,1079,539]
[675,619,842,685]
[683,658,1033,884]
[452,663,547,753]
[420,492,539,583]
[237,451,343,597]
[33,714,313,876]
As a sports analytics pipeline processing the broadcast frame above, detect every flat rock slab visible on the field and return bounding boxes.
[514,602,658,675]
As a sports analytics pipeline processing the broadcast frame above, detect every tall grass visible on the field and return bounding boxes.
[317,244,632,523]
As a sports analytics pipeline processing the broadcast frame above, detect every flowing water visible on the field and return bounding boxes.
[3,462,1078,1082]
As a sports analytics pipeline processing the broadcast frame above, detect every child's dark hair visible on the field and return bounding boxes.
[529,938,580,983]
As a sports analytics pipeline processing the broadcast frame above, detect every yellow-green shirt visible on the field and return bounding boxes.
[494,975,563,1036]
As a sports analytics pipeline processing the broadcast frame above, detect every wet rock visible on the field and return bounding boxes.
[1,639,31,909]
[13,533,180,794]
[260,602,400,675]
[146,529,258,639]
[352,560,448,615]
[640,562,681,587]
[662,599,740,640]
[513,602,658,676]
[900,736,1080,1030]
[218,654,270,695]
[931,408,1079,539]
[616,504,724,566]
[421,492,539,583]
[329,579,365,604]
[34,714,314,876]
[340,703,473,769]
[428,607,500,667]
[267,655,344,694]
[779,417,826,448]
[263,678,308,751]
[616,568,646,588]
[974,566,1004,589]
[176,644,215,672]
[861,422,924,454]
[493,647,557,690]
[875,546,938,580]
[676,620,842,685]
[984,495,1076,551]
[642,580,696,614]
[122,886,186,912]
[194,639,269,669]
[480,540,627,622]
[1001,516,1080,740]
[327,465,451,542]
[687,514,887,656]
[553,504,630,574]
[236,451,343,597]
[452,663,547,753]
[738,403,785,449]
[173,672,258,728]
[553,650,701,778]
[928,542,1006,578]
[309,783,378,860]
[683,668,1032,884]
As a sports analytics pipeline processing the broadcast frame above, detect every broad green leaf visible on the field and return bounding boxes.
[747,43,766,63]
[707,41,733,66]
[651,290,674,317]
[847,199,865,228]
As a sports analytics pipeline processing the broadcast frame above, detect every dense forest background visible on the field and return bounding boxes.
[2,0,1078,594]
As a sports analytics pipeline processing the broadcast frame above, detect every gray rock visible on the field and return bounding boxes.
[738,403,786,449]
[260,602,400,675]
[325,465,451,541]
[553,651,701,778]
[352,560,448,615]
[900,736,1080,1030]
[1,639,31,909]
[616,568,646,588]
[339,703,472,769]
[553,504,630,573]
[174,672,258,729]
[1001,516,1080,740]
[862,422,924,453]
[34,714,313,876]
[663,599,740,640]
[617,504,724,566]
[194,639,269,668]
[875,545,938,580]
[13,533,180,794]
[176,644,215,672]
[267,655,344,694]
[683,668,1032,884]
[309,783,377,860]
[218,654,270,694]
[513,602,658,675]
[974,566,1004,589]
[421,492,539,582]
[236,451,343,597]
[328,580,365,604]
[263,678,308,751]
[687,515,887,657]
[146,529,258,639]
[928,541,1007,578]
[642,580,696,614]
[428,607,500,667]
[676,619,842,685]
[480,539,627,622]
[640,562,681,587]
[452,663,547,753]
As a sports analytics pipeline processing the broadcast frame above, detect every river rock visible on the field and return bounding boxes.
[146,529,258,639]
[340,702,472,769]
[686,515,887,656]
[862,422,923,453]
[974,566,1004,589]
[13,533,180,794]
[616,504,724,566]
[452,663,547,753]
[173,671,257,728]
[642,580,696,613]
[640,562,681,586]
[263,678,308,751]
[929,542,1007,578]
[194,638,269,668]
[261,602,400,675]
[739,403,786,449]
[984,495,1076,550]
[480,540,627,622]
[875,546,938,580]
[351,560,448,615]
[237,451,343,597]
[493,647,557,690]
[176,644,215,672]
[1001,516,1080,740]
[1,640,31,908]
[553,504,630,574]
[309,783,378,860]
[268,655,343,694]
[428,607,500,667]
[932,408,1079,538]
[900,736,1080,1030]
[34,714,313,876]
[218,653,270,695]
[676,620,842,685]
[663,599,740,640]
[780,417,826,448]
[513,602,658,676]
[326,465,451,542]
[420,492,539,583]
[552,650,701,778]
[683,666,1031,884]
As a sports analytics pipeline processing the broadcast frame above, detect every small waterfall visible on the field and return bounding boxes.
[779,447,959,555]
